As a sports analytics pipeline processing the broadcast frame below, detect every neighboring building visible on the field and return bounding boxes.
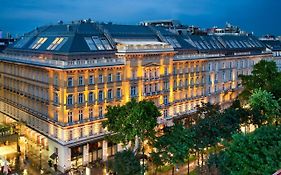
[0,19,275,172]
[0,30,14,52]
[260,35,281,70]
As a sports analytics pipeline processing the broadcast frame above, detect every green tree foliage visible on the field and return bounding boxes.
[219,108,241,140]
[249,89,280,126]
[151,123,194,167]
[192,102,220,123]
[103,98,161,148]
[239,60,281,101]
[230,99,251,127]
[210,125,281,175]
[108,150,142,175]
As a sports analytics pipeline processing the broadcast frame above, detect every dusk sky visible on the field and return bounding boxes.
[0,0,280,37]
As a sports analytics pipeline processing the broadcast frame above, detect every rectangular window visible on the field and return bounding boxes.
[98,106,103,118]
[92,36,105,50]
[88,92,94,103]
[47,37,68,50]
[164,109,168,118]
[107,89,113,99]
[107,74,112,82]
[116,88,121,99]
[78,76,84,86]
[84,37,97,50]
[116,72,121,81]
[173,80,177,88]
[54,75,58,86]
[100,38,112,50]
[29,37,48,49]
[164,96,168,105]
[98,74,103,83]
[130,86,137,97]
[78,93,84,104]
[54,92,59,104]
[54,111,58,121]
[173,67,177,75]
[79,110,83,121]
[68,111,73,123]
[89,108,93,119]
[89,75,94,85]
[98,90,103,102]
[164,67,168,75]
[67,77,73,87]
[67,94,73,105]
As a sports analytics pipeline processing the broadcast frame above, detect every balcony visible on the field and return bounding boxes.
[116,41,174,53]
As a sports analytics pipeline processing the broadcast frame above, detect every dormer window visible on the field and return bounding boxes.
[29,37,47,49]
[47,37,68,50]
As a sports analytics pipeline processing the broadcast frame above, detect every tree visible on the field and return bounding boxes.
[192,102,220,123]
[151,123,194,175]
[103,99,161,173]
[249,89,280,127]
[230,99,251,132]
[209,125,281,175]
[239,60,281,101]
[219,108,241,141]
[108,150,142,175]
[103,98,161,151]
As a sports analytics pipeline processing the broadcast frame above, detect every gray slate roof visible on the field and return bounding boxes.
[6,21,265,55]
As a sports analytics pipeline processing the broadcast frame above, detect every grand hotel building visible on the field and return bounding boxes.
[0,20,276,172]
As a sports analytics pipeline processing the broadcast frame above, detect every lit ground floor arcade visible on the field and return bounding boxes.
[0,112,121,174]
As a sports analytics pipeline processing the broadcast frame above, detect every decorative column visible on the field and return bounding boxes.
[83,144,89,165]
[102,140,108,161]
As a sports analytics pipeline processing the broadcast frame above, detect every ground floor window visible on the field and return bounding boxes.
[71,146,83,167]
[88,141,103,163]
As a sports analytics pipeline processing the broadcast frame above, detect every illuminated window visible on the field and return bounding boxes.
[29,37,47,49]
[47,37,68,50]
